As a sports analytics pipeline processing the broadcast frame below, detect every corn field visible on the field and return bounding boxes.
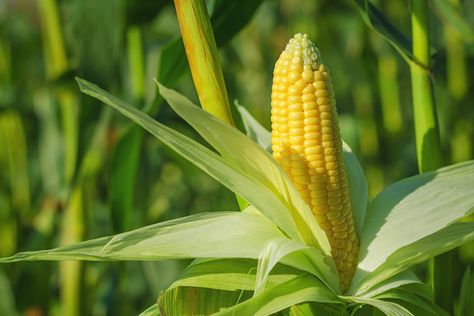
[0,0,473,315]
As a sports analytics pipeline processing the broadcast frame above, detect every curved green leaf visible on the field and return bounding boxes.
[342,296,413,316]
[355,222,474,295]
[158,286,252,315]
[215,275,342,316]
[156,81,330,254]
[0,212,285,262]
[76,78,303,243]
[169,258,304,292]
[357,161,474,274]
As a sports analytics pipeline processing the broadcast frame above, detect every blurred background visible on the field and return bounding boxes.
[0,0,473,315]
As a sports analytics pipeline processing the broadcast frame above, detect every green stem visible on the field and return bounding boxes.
[410,0,442,173]
[173,0,234,125]
[410,1,451,313]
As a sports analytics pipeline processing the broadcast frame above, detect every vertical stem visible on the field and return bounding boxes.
[410,0,451,312]
[173,0,234,125]
[410,0,442,173]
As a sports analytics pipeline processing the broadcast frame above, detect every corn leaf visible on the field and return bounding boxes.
[236,103,368,237]
[158,286,252,315]
[0,212,285,262]
[357,161,474,274]
[352,0,415,66]
[342,141,368,237]
[76,78,303,242]
[236,104,272,153]
[343,296,414,316]
[254,238,338,295]
[358,270,421,298]
[355,222,474,295]
[375,285,448,316]
[156,81,330,254]
[168,258,303,292]
[138,304,160,316]
[214,274,342,315]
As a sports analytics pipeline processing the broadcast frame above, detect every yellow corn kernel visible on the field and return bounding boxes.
[270,33,359,292]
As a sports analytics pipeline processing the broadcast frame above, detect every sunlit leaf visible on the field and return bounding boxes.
[357,161,474,274]
[375,284,448,316]
[0,212,285,262]
[158,286,252,315]
[215,275,342,315]
[343,296,414,316]
[168,258,303,292]
[77,78,303,242]
[355,222,474,295]
[156,81,330,254]
[138,304,160,316]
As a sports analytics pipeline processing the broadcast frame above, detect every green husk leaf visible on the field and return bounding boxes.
[214,274,342,315]
[359,270,421,298]
[254,238,336,295]
[375,285,448,316]
[342,141,368,237]
[236,104,272,153]
[357,161,474,273]
[343,296,414,316]
[0,212,284,262]
[168,258,304,292]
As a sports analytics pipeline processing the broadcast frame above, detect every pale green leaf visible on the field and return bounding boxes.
[0,212,284,262]
[254,237,337,295]
[236,103,368,238]
[215,275,342,316]
[76,78,302,243]
[342,141,368,237]
[168,258,304,292]
[358,270,421,298]
[355,222,474,294]
[343,296,414,316]
[138,304,160,316]
[236,103,272,153]
[357,161,474,273]
[158,286,252,315]
[156,81,329,254]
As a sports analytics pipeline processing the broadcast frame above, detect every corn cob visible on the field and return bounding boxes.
[271,33,359,292]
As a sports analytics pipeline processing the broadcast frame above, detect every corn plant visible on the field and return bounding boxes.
[1,35,473,315]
